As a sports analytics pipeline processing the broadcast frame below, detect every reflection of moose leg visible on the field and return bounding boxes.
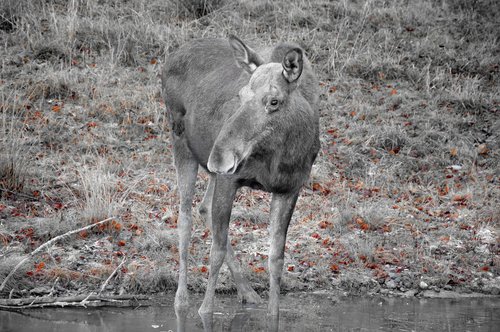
[268,192,299,317]
[199,176,236,315]
[199,174,261,304]
[172,136,198,313]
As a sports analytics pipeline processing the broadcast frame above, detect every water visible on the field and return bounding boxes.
[1,293,498,332]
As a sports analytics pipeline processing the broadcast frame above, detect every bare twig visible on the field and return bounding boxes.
[99,257,126,295]
[80,256,127,305]
[0,217,116,293]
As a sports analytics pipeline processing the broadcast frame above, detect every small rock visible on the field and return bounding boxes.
[419,281,428,290]
[386,280,397,289]
[444,285,452,291]
[30,286,51,295]
[403,289,417,297]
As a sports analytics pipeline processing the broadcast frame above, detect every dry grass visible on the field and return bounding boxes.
[0,0,498,297]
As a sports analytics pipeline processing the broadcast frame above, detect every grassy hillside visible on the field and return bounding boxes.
[0,0,498,298]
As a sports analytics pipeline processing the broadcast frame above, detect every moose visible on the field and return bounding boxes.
[161,35,319,320]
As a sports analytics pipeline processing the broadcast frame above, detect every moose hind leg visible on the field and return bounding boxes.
[172,138,198,312]
[199,175,261,304]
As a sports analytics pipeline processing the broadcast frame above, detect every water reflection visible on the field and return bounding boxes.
[0,293,499,332]
[191,306,279,332]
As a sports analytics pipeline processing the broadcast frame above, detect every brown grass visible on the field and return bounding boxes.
[0,0,498,297]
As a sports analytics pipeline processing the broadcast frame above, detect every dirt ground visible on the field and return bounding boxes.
[1,0,499,301]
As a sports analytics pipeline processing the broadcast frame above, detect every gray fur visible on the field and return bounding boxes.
[161,36,319,322]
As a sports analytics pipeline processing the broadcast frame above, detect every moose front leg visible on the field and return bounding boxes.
[199,174,261,304]
[268,191,299,316]
[198,176,237,316]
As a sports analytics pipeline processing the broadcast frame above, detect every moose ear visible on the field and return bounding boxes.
[229,35,264,74]
[282,48,303,83]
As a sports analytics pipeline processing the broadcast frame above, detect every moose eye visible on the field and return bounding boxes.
[265,97,281,112]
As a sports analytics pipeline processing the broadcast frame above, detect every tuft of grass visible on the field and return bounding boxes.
[75,160,130,223]
[0,97,32,197]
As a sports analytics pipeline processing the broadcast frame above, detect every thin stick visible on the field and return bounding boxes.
[0,216,115,293]
[99,257,126,295]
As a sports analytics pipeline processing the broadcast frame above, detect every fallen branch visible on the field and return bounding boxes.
[99,257,126,295]
[0,294,149,310]
[0,216,116,293]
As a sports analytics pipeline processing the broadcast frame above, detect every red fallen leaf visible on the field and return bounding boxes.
[79,230,88,238]
[201,229,210,239]
[321,238,330,247]
[365,262,379,269]
[360,223,370,231]
[150,58,157,65]
[452,194,471,202]
[319,221,332,229]
[118,240,126,246]
[26,271,34,276]
[390,88,397,95]
[477,144,488,155]
[440,235,450,243]
[437,183,449,196]
[382,224,392,233]
[32,190,40,197]
[353,180,364,190]
[311,232,321,239]
[389,147,400,155]
[121,266,128,273]
[112,221,122,232]
[87,122,98,128]
[0,204,5,212]
[327,128,339,139]
[287,265,295,272]
[53,203,64,210]
[480,266,489,272]
[312,182,331,195]
[200,266,208,273]
[35,262,45,272]
[253,266,266,273]
[329,86,337,93]
[312,182,322,191]
[51,104,62,112]
[330,264,339,272]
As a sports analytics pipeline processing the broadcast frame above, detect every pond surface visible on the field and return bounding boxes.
[1,292,499,332]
